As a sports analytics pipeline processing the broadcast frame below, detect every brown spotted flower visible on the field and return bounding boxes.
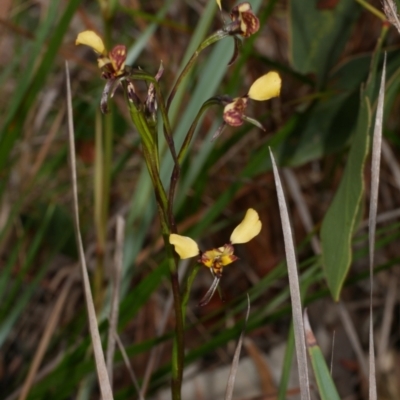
[76,30,129,113]
[221,71,282,131]
[169,208,262,305]
[230,2,260,38]
[217,2,260,65]
[76,31,127,79]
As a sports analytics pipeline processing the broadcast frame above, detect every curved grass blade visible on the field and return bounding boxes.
[106,216,125,384]
[224,294,250,400]
[269,148,310,400]
[66,62,114,400]
[18,274,76,400]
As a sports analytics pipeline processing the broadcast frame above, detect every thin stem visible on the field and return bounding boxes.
[127,71,177,161]
[123,84,185,399]
[355,0,386,21]
[168,98,221,219]
[166,29,231,111]
[126,72,179,230]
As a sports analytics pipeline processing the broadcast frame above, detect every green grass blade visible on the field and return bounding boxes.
[0,0,80,173]
[304,311,340,400]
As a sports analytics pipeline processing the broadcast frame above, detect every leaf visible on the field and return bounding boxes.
[289,0,360,85]
[320,93,371,300]
[270,148,310,400]
[320,27,388,300]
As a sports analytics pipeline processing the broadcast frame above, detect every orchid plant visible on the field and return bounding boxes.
[75,2,281,398]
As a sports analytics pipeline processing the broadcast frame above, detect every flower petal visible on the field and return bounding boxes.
[248,71,281,101]
[109,44,127,75]
[170,234,200,259]
[223,97,248,127]
[230,2,259,37]
[76,30,106,55]
[230,208,262,244]
[216,0,222,10]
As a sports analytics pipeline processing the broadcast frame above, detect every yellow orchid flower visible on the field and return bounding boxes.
[75,30,127,78]
[169,209,262,305]
[222,71,281,128]
[170,208,261,272]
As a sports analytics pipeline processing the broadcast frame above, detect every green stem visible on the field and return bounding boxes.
[168,98,220,218]
[123,84,185,399]
[166,29,231,110]
[127,71,177,160]
[355,0,386,21]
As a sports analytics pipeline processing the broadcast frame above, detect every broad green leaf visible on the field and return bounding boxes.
[320,27,388,300]
[289,0,359,85]
[320,93,371,300]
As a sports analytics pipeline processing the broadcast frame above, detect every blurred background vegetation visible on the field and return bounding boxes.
[1,0,400,398]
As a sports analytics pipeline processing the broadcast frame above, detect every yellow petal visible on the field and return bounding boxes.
[76,30,106,55]
[169,234,200,259]
[247,71,281,101]
[230,208,262,244]
[216,0,222,10]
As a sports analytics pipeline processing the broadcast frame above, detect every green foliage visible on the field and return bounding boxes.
[289,0,360,85]
[321,27,388,300]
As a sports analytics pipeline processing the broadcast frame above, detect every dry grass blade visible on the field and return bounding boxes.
[65,62,114,400]
[224,294,250,400]
[337,301,368,378]
[368,53,386,400]
[107,215,125,385]
[282,168,321,255]
[383,0,400,33]
[377,276,397,365]
[269,148,310,400]
[114,332,144,400]
[17,272,76,400]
